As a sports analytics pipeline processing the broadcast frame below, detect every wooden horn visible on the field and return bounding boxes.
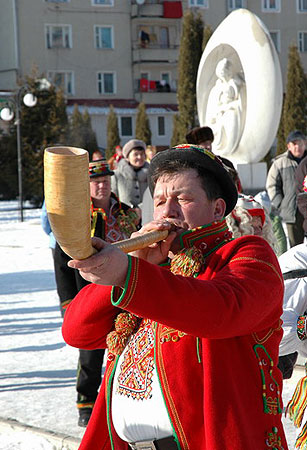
[44,146,170,259]
[44,146,95,260]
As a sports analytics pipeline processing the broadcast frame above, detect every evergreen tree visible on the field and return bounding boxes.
[175,10,204,143]
[277,45,307,155]
[0,75,70,204]
[202,25,213,51]
[135,102,151,145]
[82,109,98,155]
[106,105,120,160]
[276,94,286,156]
[69,104,85,148]
[20,79,69,206]
[171,114,181,147]
[68,105,98,157]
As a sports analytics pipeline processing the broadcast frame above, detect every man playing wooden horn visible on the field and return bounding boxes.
[62,145,288,450]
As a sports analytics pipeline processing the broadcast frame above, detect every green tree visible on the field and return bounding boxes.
[106,105,120,160]
[277,45,307,155]
[171,114,181,147]
[69,104,86,148]
[135,102,151,145]
[202,24,213,51]
[0,75,70,204]
[175,10,204,143]
[83,109,98,155]
[21,79,69,205]
[68,104,98,158]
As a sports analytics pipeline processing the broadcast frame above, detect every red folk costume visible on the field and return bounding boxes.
[62,219,288,450]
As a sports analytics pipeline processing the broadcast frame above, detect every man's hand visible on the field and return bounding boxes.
[129,220,177,264]
[68,237,129,287]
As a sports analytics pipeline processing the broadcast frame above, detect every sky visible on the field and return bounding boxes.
[0,200,301,449]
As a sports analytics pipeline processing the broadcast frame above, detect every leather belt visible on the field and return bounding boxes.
[128,436,177,450]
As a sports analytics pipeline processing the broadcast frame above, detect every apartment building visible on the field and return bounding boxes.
[0,0,306,150]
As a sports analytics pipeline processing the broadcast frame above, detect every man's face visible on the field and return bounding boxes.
[287,139,306,158]
[153,168,225,230]
[128,149,146,168]
[90,176,111,201]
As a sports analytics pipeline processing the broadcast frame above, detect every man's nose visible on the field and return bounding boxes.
[162,199,178,218]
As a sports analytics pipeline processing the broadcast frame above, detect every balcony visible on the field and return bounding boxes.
[131,1,183,19]
[132,42,179,63]
[131,2,164,18]
[134,78,177,104]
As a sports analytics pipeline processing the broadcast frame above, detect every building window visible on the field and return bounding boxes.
[121,117,132,137]
[94,26,113,49]
[45,25,72,49]
[92,0,113,4]
[269,31,281,52]
[262,0,280,12]
[298,31,307,51]
[97,72,116,94]
[158,117,165,136]
[48,71,74,95]
[161,73,170,84]
[160,27,169,48]
[228,0,245,10]
[189,0,208,7]
[140,72,150,80]
[298,0,307,12]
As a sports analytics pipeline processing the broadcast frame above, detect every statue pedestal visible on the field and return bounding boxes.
[236,162,267,193]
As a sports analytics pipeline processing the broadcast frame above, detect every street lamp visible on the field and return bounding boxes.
[0,86,38,222]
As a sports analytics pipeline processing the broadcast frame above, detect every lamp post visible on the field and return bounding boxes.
[0,87,38,222]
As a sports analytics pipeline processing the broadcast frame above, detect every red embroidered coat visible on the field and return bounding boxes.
[62,235,288,450]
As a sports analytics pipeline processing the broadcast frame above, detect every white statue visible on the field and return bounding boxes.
[205,58,245,156]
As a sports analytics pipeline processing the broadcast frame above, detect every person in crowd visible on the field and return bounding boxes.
[186,125,242,192]
[277,242,307,449]
[62,144,287,450]
[41,201,56,258]
[226,193,279,254]
[293,132,307,242]
[55,158,138,427]
[111,139,149,210]
[254,190,287,256]
[266,130,307,248]
[145,145,157,162]
[108,145,123,171]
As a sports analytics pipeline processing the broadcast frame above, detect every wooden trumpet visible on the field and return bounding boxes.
[112,229,169,253]
[44,146,169,260]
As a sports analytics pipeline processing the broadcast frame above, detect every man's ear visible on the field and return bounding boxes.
[214,198,226,220]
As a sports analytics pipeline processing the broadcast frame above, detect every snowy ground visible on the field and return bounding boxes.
[0,200,302,449]
[0,201,86,449]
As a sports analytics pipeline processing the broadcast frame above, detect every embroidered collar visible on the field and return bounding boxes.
[177,219,233,259]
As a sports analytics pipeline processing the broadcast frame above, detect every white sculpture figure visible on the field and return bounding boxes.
[206,58,245,156]
[196,9,283,165]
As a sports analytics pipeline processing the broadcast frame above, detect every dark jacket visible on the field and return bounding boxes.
[266,150,307,223]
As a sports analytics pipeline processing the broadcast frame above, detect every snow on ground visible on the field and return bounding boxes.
[0,200,302,449]
[0,201,86,449]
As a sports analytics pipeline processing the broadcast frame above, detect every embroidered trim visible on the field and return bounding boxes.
[265,426,283,449]
[253,344,282,415]
[156,323,189,449]
[253,320,282,345]
[159,326,186,344]
[229,256,283,284]
[297,315,307,341]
